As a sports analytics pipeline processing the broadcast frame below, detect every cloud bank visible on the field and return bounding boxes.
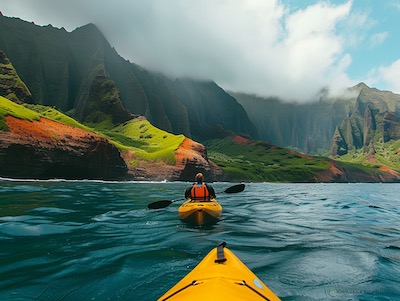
[1,0,391,101]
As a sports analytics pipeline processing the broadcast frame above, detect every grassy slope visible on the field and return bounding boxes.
[2,98,396,180]
[23,104,92,131]
[332,117,400,172]
[0,96,40,130]
[25,103,185,165]
[376,140,400,170]
[335,139,400,171]
[102,119,185,165]
[206,137,330,182]
[1,99,185,166]
[206,136,400,182]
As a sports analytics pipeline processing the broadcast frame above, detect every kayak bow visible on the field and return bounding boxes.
[157,242,281,301]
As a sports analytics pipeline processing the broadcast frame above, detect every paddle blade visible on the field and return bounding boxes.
[224,183,245,194]
[148,200,173,209]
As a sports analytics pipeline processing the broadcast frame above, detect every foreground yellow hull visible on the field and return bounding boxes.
[178,199,222,226]
[157,243,281,301]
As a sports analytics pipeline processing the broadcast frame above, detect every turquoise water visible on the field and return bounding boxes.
[0,179,399,300]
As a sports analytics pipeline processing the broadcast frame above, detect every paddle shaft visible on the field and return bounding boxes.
[147,183,245,209]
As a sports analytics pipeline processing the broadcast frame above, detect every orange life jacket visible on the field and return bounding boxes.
[190,183,210,201]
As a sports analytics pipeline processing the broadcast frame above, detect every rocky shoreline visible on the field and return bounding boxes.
[2,115,400,183]
[0,115,226,182]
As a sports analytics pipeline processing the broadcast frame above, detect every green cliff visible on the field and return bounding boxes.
[0,16,256,141]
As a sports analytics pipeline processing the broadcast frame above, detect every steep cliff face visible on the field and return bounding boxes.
[74,65,133,124]
[0,50,32,103]
[174,138,225,181]
[0,92,223,181]
[0,113,225,181]
[382,112,400,142]
[0,16,256,141]
[234,83,400,157]
[363,104,376,148]
[330,126,348,156]
[0,18,71,109]
[0,116,128,180]
[172,79,257,140]
[233,92,348,154]
[331,83,400,156]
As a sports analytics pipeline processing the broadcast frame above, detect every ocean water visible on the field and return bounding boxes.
[0,179,399,300]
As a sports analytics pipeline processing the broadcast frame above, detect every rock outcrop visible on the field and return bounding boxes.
[382,111,400,142]
[74,65,134,124]
[234,83,400,156]
[330,126,348,156]
[0,116,128,180]
[313,158,400,183]
[174,138,225,181]
[123,137,225,181]
[0,50,32,103]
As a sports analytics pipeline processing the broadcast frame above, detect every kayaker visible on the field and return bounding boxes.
[185,173,216,201]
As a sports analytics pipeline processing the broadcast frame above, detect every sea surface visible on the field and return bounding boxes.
[0,179,399,301]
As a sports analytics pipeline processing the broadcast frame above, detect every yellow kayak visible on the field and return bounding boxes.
[157,242,281,301]
[178,199,222,226]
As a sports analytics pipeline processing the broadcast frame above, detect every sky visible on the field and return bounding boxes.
[1,0,400,101]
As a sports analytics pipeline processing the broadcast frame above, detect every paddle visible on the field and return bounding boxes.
[147,183,245,209]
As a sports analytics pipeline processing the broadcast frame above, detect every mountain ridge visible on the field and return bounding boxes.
[3,94,399,182]
[1,15,400,182]
[0,15,256,141]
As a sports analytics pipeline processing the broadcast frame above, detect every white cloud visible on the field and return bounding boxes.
[370,60,400,93]
[368,32,388,48]
[1,0,359,101]
[339,9,370,48]
[254,1,354,100]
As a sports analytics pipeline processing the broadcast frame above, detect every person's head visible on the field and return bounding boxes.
[195,173,204,184]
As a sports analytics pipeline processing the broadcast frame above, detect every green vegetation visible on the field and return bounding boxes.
[29,103,185,165]
[25,102,185,165]
[2,97,398,181]
[31,102,186,165]
[336,139,400,171]
[0,98,185,167]
[71,112,185,165]
[0,96,40,131]
[206,137,330,182]
[23,104,93,131]
[376,142,400,171]
[0,55,32,103]
[106,119,185,164]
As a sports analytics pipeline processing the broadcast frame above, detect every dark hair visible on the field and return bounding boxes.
[195,173,204,183]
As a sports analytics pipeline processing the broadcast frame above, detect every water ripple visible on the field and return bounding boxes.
[0,181,399,300]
